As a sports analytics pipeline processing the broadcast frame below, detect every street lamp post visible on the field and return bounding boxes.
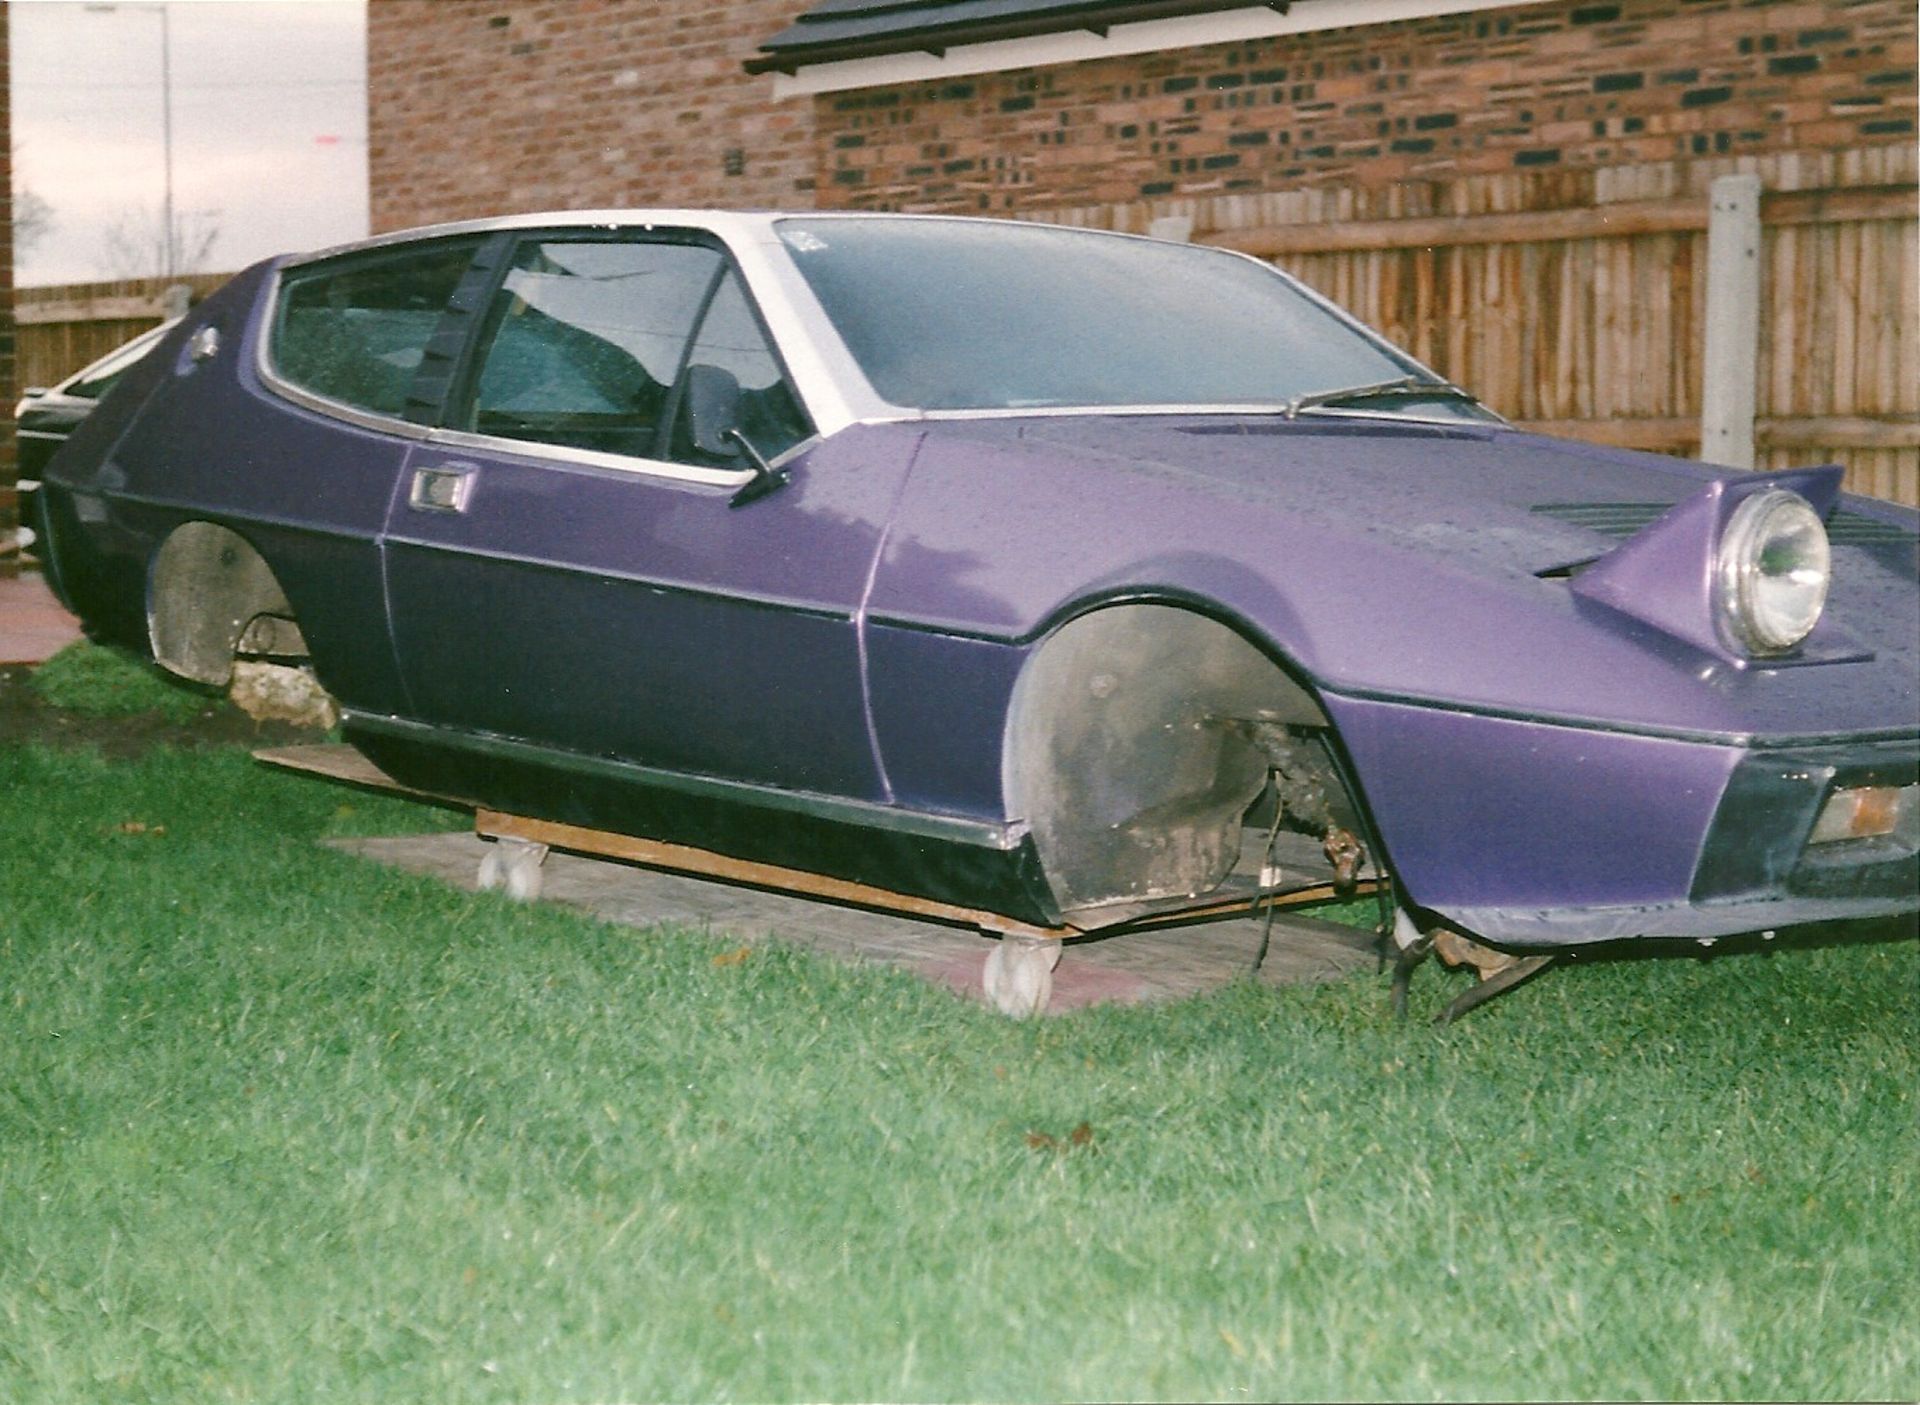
[84,2,175,278]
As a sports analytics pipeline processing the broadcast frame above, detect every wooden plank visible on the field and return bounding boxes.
[1758,415,1920,450]
[1885,221,1907,418]
[1511,417,1695,450]
[1208,197,1709,257]
[1443,244,1466,389]
[1203,185,1915,258]
[1796,216,1823,423]
[1636,232,1664,421]
[1767,184,1920,228]
[1766,220,1797,422]
[259,745,1380,957]
[473,809,1376,942]
[1511,415,1920,451]
[1592,229,1622,423]
[1671,231,1700,420]
[253,742,464,803]
[14,296,173,326]
[1836,218,1861,418]
[478,807,1078,939]
[1900,219,1920,421]
[1517,240,1540,421]
[253,740,1065,937]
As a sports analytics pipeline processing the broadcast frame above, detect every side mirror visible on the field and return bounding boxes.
[683,363,744,459]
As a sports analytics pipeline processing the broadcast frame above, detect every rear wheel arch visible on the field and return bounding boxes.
[147,521,309,686]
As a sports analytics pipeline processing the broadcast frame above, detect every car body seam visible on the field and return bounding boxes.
[854,428,928,806]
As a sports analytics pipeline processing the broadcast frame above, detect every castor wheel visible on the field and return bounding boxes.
[477,837,549,902]
[982,931,1063,1018]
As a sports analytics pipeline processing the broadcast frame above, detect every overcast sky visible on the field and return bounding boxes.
[11,0,369,288]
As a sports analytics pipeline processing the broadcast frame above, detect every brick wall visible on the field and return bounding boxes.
[816,0,1918,213]
[2,17,16,576]
[368,0,817,233]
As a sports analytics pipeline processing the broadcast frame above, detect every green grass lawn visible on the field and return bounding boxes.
[2,722,1915,1401]
[25,639,215,722]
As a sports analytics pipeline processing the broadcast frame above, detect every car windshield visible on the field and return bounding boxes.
[777,217,1490,420]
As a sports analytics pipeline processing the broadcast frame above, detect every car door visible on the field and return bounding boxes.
[381,228,904,800]
[106,238,483,715]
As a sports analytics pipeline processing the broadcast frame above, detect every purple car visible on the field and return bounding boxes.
[39,211,1919,1005]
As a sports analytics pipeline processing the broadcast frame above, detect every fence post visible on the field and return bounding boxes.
[161,284,192,320]
[1700,173,1762,469]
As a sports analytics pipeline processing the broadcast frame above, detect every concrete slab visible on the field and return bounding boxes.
[0,570,83,666]
[327,832,1383,1013]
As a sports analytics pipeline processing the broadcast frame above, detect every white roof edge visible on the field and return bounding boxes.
[285,207,1205,267]
[285,209,798,267]
[770,0,1553,97]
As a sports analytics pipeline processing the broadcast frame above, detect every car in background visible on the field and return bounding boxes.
[34,212,1920,1011]
[13,321,176,555]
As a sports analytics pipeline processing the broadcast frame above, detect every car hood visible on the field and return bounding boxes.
[874,414,1920,741]
[1001,414,1729,574]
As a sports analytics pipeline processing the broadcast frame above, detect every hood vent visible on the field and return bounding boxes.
[1827,510,1918,545]
[1529,502,1673,538]
[1532,501,1915,546]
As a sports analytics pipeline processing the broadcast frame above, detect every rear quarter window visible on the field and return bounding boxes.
[269,241,477,418]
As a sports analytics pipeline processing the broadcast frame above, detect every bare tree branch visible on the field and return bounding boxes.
[12,143,56,257]
[14,187,55,257]
[97,203,223,280]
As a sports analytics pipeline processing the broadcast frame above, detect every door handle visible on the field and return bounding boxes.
[409,462,476,514]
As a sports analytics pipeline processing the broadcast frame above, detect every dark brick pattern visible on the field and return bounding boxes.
[812,0,1917,213]
[368,0,816,233]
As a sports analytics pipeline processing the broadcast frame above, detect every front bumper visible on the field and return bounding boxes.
[1326,694,1919,947]
[1459,738,1919,945]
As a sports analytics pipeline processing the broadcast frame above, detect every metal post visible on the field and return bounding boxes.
[159,3,174,279]
[84,3,174,276]
[1700,173,1762,469]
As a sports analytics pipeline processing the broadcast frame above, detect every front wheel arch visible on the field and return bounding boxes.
[1001,600,1349,921]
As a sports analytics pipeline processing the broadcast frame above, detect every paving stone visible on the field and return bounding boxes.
[0,571,83,665]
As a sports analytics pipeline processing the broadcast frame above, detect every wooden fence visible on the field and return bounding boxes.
[2,273,235,572]
[9,151,1918,506]
[14,272,235,394]
[1031,145,1920,507]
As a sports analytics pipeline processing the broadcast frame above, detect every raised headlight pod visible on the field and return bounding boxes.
[1716,488,1831,655]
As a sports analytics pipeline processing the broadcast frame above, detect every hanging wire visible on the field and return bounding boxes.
[1250,773,1286,977]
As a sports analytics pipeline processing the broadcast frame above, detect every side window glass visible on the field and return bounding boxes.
[669,269,811,469]
[66,326,166,400]
[461,239,722,458]
[271,242,475,417]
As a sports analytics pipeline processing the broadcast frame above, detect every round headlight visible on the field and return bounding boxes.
[1716,489,1830,655]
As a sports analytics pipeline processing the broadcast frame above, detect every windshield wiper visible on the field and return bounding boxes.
[1281,375,1472,418]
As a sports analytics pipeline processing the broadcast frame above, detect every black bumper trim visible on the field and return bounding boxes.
[1691,738,1919,904]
